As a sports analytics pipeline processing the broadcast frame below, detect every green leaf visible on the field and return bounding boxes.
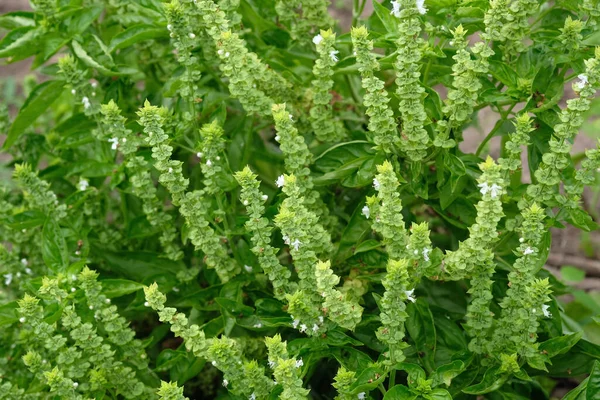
[3,80,66,149]
[539,332,583,358]
[563,377,588,400]
[42,218,69,274]
[587,360,600,400]
[0,301,19,327]
[561,266,586,283]
[71,40,116,75]
[108,24,168,52]
[384,384,417,400]
[431,360,466,387]
[4,210,47,230]
[566,207,598,232]
[100,279,145,298]
[462,367,508,395]
[398,362,426,388]
[372,1,399,34]
[0,26,40,60]
[406,299,437,373]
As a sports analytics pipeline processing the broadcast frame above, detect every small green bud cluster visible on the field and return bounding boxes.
[265,334,310,399]
[366,161,409,260]
[582,0,600,26]
[198,120,227,195]
[157,381,188,400]
[13,164,66,219]
[393,1,429,160]
[315,260,363,331]
[559,17,584,53]
[235,166,293,300]
[351,26,398,153]
[310,29,346,143]
[527,49,600,207]
[31,0,57,26]
[332,366,357,400]
[58,55,99,116]
[499,113,533,172]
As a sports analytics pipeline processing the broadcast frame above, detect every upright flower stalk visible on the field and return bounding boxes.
[265,334,310,399]
[137,101,239,282]
[393,0,429,161]
[351,26,398,153]
[310,29,346,143]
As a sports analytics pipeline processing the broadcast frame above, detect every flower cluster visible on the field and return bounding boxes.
[13,163,67,220]
[499,113,533,172]
[310,29,346,142]
[351,26,398,153]
[265,334,309,399]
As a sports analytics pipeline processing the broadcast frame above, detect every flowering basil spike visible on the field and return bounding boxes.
[165,0,202,104]
[394,1,429,161]
[559,17,584,54]
[351,26,399,153]
[368,161,409,260]
[145,284,274,398]
[310,29,346,142]
[235,166,294,300]
[377,259,411,365]
[198,120,227,195]
[526,48,600,209]
[492,204,552,366]
[315,260,363,331]
[137,101,239,281]
[571,140,600,202]
[435,25,482,149]
[499,113,533,173]
[333,367,358,400]
[13,164,67,220]
[406,222,433,280]
[582,0,600,26]
[157,381,189,400]
[265,334,310,399]
[58,55,99,117]
[275,0,332,41]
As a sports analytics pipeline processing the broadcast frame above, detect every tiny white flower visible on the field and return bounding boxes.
[405,289,416,303]
[292,319,300,329]
[75,250,81,256]
[91,92,96,97]
[167,24,173,31]
[15,272,21,278]
[78,179,89,191]
[362,205,370,219]
[416,0,427,14]
[73,382,79,389]
[24,268,32,275]
[391,0,401,17]
[225,52,230,57]
[523,247,534,255]
[243,200,249,206]
[276,175,285,188]
[373,178,381,191]
[144,301,150,307]
[423,247,431,261]
[268,360,276,368]
[121,137,126,142]
[206,159,212,166]
[295,358,304,368]
[542,304,552,318]
[71,287,76,292]
[105,298,111,303]
[291,239,302,251]
[4,273,13,285]
[299,324,307,333]
[19,317,25,323]
[318,315,324,323]
[89,305,94,310]
[82,96,91,109]
[197,151,203,158]
[71,89,76,95]
[532,308,536,313]
[358,393,366,400]
[21,258,28,266]
[222,379,228,387]
[71,274,77,281]
[329,49,339,62]
[289,113,293,121]
[283,235,291,245]
[478,182,490,195]
[321,292,326,297]
[313,34,323,45]
[414,249,419,255]
[489,183,502,198]
[189,33,196,39]
[312,324,319,333]
[519,237,524,243]
[449,41,454,46]
[249,394,256,400]
[244,265,253,273]
[576,74,589,90]
[91,81,97,88]
[168,167,173,173]
[108,137,119,150]
[353,51,357,56]
[253,322,262,328]
[217,49,224,55]
[216,156,221,161]
[212,360,217,367]
[261,194,268,201]
[274,135,281,142]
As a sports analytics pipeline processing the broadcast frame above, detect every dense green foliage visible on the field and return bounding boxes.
[1,0,600,398]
